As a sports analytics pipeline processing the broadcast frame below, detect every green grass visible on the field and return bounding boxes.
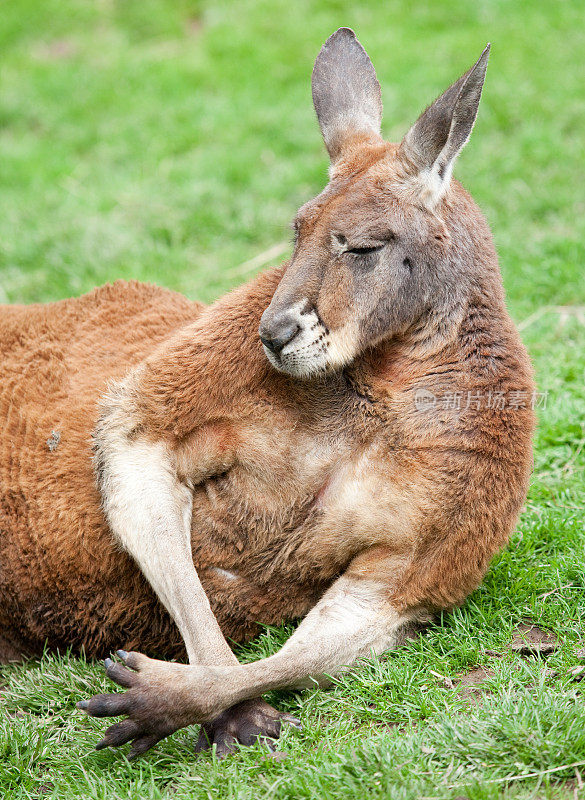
[1,0,584,798]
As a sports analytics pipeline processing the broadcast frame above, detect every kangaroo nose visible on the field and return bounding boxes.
[259,312,300,355]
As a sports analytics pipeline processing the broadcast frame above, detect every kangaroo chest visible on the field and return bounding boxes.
[187,402,415,637]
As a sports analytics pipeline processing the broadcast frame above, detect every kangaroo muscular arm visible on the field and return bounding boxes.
[92,364,302,754]
[94,378,239,667]
[211,573,409,699]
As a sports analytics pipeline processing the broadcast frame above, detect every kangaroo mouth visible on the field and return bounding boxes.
[260,301,329,378]
[263,310,364,381]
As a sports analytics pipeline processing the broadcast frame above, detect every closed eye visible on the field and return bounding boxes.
[346,244,385,256]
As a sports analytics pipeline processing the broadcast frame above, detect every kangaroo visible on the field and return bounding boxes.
[0,29,534,759]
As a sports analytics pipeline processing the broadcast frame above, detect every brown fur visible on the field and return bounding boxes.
[0,33,534,674]
[0,283,202,658]
[0,205,533,661]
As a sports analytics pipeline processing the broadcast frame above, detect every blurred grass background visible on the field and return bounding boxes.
[1,1,585,798]
[2,0,584,313]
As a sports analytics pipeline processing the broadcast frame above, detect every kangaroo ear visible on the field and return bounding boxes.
[312,28,382,163]
[399,45,490,207]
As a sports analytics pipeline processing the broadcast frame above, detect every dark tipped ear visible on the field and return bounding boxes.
[399,45,490,206]
[312,28,382,163]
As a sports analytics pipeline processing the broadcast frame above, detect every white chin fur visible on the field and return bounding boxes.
[263,302,359,379]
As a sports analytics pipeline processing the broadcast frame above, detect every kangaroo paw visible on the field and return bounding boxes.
[78,650,223,759]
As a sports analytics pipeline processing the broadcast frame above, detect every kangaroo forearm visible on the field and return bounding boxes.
[205,576,404,709]
[94,391,238,668]
[79,571,415,748]
[163,570,239,667]
[116,518,238,668]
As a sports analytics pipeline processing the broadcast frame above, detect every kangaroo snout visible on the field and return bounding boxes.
[259,299,330,378]
[259,309,300,356]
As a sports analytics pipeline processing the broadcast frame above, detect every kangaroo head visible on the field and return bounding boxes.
[259,28,491,378]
